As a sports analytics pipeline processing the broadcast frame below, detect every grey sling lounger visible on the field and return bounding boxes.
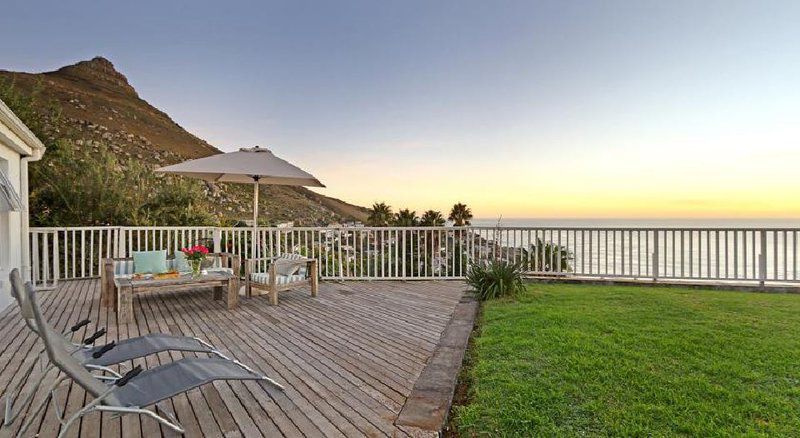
[5,271,284,437]
[2,269,223,426]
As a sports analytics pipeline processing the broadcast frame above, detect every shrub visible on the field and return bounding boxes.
[29,141,217,226]
[465,260,525,301]
[520,238,573,272]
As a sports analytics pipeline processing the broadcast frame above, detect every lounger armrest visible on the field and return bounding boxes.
[71,319,91,332]
[83,328,106,345]
[116,365,143,386]
[92,341,116,359]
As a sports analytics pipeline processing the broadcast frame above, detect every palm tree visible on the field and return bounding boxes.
[367,202,393,227]
[419,210,446,226]
[394,208,419,226]
[448,202,473,226]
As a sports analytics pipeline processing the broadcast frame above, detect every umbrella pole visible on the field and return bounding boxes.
[252,177,260,259]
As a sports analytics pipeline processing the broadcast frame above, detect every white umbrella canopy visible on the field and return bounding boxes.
[157,146,324,187]
[156,146,325,254]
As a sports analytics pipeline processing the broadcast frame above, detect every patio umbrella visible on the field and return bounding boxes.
[157,146,324,255]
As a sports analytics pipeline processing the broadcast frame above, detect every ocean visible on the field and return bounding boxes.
[469,218,800,281]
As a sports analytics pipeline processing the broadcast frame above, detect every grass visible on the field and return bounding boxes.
[453,284,800,436]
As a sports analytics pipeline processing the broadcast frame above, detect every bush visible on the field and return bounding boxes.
[29,141,217,226]
[465,260,525,301]
[520,238,573,272]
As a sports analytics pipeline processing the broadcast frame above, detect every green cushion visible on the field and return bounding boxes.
[132,250,168,274]
[173,251,190,272]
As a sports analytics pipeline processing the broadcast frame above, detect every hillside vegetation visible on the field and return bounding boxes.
[0,57,367,226]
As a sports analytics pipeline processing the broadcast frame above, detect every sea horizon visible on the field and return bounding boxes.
[471,218,800,228]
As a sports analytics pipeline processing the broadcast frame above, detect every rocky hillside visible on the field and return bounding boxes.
[0,57,368,225]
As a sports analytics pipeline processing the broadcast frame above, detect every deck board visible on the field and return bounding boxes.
[0,279,465,437]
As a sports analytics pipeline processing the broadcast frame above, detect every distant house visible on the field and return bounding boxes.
[0,98,45,309]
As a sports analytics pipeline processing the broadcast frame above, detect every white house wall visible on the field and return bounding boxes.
[0,99,44,311]
[0,141,23,310]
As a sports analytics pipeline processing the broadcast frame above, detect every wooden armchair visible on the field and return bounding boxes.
[101,252,240,307]
[244,254,318,305]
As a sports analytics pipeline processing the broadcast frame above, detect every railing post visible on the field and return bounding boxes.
[759,230,767,287]
[213,228,222,253]
[53,231,60,286]
[337,229,344,281]
[652,231,659,281]
[114,227,124,258]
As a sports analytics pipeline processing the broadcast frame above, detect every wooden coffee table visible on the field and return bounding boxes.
[114,271,239,323]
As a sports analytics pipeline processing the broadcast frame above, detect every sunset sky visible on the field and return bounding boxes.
[1,0,799,219]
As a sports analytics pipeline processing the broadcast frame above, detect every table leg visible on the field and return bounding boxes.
[213,286,223,301]
[117,285,133,324]
[227,278,239,309]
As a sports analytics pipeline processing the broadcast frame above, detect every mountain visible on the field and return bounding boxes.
[0,57,368,225]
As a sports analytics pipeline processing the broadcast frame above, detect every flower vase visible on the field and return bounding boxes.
[190,259,202,277]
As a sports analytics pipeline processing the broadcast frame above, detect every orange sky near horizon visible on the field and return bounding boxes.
[307,121,800,220]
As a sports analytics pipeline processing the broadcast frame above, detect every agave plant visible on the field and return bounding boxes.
[520,238,573,273]
[465,260,525,301]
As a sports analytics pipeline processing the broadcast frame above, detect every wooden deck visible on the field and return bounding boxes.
[0,279,467,437]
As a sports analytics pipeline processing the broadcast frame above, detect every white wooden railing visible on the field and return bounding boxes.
[29,226,800,287]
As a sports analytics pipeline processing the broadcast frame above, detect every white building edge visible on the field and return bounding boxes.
[0,98,46,309]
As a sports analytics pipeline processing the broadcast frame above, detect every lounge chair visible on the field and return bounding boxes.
[3,269,231,426]
[7,272,284,437]
[245,254,318,305]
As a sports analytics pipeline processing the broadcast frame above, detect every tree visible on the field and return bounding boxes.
[449,202,473,226]
[367,202,393,226]
[394,208,419,226]
[420,210,445,226]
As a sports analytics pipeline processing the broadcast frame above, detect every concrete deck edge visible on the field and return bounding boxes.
[394,291,479,436]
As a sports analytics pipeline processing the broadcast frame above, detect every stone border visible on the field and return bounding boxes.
[395,291,479,436]
[526,276,800,293]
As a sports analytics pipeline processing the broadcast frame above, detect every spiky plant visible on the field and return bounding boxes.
[465,260,525,301]
[520,238,573,272]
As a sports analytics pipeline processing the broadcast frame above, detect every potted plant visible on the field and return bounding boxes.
[181,244,209,277]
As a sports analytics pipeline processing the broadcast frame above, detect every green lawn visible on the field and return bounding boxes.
[453,284,800,436]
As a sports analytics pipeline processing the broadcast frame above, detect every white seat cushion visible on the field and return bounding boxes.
[114,260,135,276]
[250,273,306,285]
